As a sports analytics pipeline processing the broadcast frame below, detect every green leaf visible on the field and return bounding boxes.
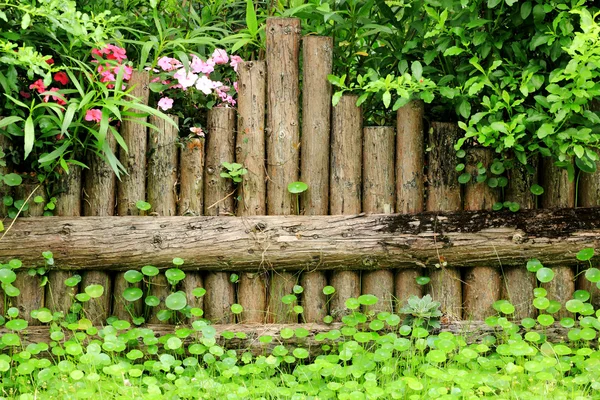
[536,267,554,283]
[165,292,187,310]
[136,201,151,211]
[21,14,31,29]
[411,61,423,80]
[530,184,544,195]
[84,284,104,298]
[443,46,465,56]
[458,173,471,184]
[382,91,391,108]
[521,1,532,19]
[0,116,23,129]
[576,248,594,262]
[122,287,143,302]
[246,0,258,36]
[24,116,34,159]
[3,173,22,187]
[332,91,343,106]
[287,181,308,194]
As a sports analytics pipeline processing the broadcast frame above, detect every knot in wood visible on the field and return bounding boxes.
[253,222,267,231]
[512,231,525,244]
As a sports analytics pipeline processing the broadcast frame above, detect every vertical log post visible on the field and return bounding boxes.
[117,71,150,216]
[540,158,575,319]
[503,159,539,319]
[361,126,395,315]
[203,107,236,323]
[425,122,462,319]
[145,115,179,324]
[299,36,333,323]
[178,135,206,322]
[13,179,45,217]
[49,164,82,319]
[0,127,11,218]
[82,135,120,324]
[178,137,205,216]
[329,95,363,320]
[236,61,268,323]
[13,179,45,324]
[265,18,301,324]
[462,148,501,320]
[395,100,426,309]
[147,115,179,216]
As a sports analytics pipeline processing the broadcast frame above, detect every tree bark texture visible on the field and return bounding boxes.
[0,121,10,217]
[267,271,298,324]
[204,108,236,216]
[147,115,179,216]
[4,209,600,271]
[300,271,327,323]
[178,138,205,216]
[236,61,267,217]
[147,274,171,324]
[266,18,301,216]
[506,157,538,210]
[13,180,45,217]
[180,271,204,323]
[81,270,112,325]
[426,122,462,320]
[112,275,142,323]
[362,126,395,314]
[301,36,332,216]
[54,166,82,217]
[396,100,424,214]
[45,271,77,317]
[117,71,149,216]
[462,148,501,320]
[395,269,423,310]
[203,272,235,324]
[12,272,44,325]
[83,134,117,216]
[237,272,267,323]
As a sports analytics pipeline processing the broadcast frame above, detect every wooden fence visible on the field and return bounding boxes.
[1,18,600,328]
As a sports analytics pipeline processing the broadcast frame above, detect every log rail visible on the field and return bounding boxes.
[1,207,599,271]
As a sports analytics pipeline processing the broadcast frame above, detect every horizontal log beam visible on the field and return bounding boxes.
[1,208,599,271]
[4,322,569,354]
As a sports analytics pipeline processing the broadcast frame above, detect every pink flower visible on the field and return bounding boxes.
[212,48,229,65]
[195,75,215,95]
[190,55,215,74]
[20,90,31,99]
[43,88,66,105]
[157,97,174,111]
[233,81,238,92]
[45,58,54,65]
[225,95,236,106]
[190,127,204,137]
[115,64,133,81]
[105,44,127,63]
[230,55,243,72]
[173,69,198,89]
[157,57,182,72]
[29,79,46,93]
[151,76,161,83]
[85,109,102,123]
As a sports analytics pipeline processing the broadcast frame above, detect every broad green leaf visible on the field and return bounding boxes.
[24,116,34,159]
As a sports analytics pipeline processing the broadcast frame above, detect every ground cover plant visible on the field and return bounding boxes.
[0,250,597,399]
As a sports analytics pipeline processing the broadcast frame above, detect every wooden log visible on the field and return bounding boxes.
[300,271,327,323]
[301,36,332,215]
[236,61,266,217]
[506,158,538,210]
[180,271,204,322]
[81,271,112,325]
[204,108,236,323]
[236,61,268,323]
[54,166,82,216]
[329,94,362,320]
[395,269,423,309]
[146,273,172,324]
[501,267,537,320]
[112,275,142,322]
[178,137,205,322]
[426,122,462,320]
[12,272,44,324]
[265,18,301,216]
[298,38,332,323]
[540,157,575,319]
[147,115,179,216]
[579,169,600,208]
[237,272,267,323]
[6,209,600,271]
[204,272,235,324]
[45,271,77,316]
[361,126,395,314]
[204,107,236,216]
[83,134,117,216]
[178,138,205,216]
[396,100,425,214]
[462,148,501,320]
[0,321,575,354]
[267,271,297,324]
[503,158,538,319]
[117,71,150,216]
[0,127,11,218]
